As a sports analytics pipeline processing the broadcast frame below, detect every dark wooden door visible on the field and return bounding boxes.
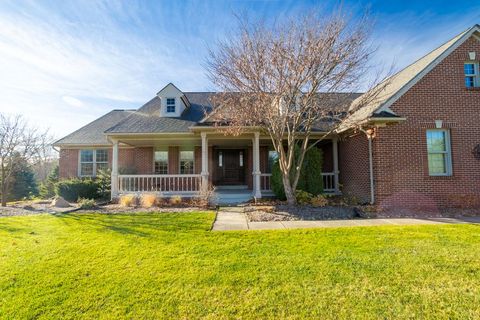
[215,149,245,185]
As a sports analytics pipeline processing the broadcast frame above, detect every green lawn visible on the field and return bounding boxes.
[1,212,480,319]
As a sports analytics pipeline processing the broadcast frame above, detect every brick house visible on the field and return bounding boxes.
[54,25,480,209]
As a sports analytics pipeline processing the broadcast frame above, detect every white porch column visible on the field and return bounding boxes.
[252,132,262,198]
[201,132,209,190]
[111,139,119,199]
[332,136,340,194]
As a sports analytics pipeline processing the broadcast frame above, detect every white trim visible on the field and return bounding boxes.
[377,25,480,114]
[78,148,109,177]
[179,149,195,174]
[426,129,452,176]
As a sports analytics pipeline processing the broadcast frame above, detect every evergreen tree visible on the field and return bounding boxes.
[39,165,59,199]
[9,156,38,201]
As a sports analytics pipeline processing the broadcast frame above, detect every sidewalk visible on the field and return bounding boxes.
[212,207,480,231]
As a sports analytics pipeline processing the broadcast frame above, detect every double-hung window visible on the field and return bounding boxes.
[79,149,108,177]
[464,63,478,88]
[166,98,176,113]
[426,130,452,176]
[180,150,194,174]
[154,150,168,174]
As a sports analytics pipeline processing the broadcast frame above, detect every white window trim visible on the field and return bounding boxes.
[166,97,176,113]
[464,62,479,88]
[78,149,108,177]
[427,129,452,177]
[153,149,169,174]
[179,149,195,174]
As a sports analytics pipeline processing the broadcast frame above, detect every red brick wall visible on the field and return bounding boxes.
[59,149,79,178]
[168,146,179,174]
[339,133,371,203]
[246,146,253,189]
[372,36,480,210]
[134,147,153,174]
[194,146,201,174]
[59,147,153,178]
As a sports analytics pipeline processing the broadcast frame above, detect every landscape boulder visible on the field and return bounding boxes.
[51,196,71,208]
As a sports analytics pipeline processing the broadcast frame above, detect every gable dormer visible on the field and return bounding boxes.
[156,83,190,117]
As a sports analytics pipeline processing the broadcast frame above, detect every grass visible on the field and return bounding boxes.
[1,212,480,319]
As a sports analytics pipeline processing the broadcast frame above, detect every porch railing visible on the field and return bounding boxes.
[260,173,272,191]
[118,174,202,193]
[259,172,337,193]
[322,173,336,193]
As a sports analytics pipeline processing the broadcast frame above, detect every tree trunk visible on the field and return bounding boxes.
[1,184,6,207]
[282,172,296,205]
[1,167,5,207]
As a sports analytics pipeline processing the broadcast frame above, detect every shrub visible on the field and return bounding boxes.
[140,193,157,208]
[119,194,137,207]
[310,194,328,207]
[304,147,323,196]
[295,190,313,205]
[271,146,324,199]
[192,183,216,207]
[169,195,182,206]
[78,198,96,209]
[96,169,111,199]
[55,179,100,202]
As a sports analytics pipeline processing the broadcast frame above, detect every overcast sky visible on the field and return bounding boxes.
[1,0,479,139]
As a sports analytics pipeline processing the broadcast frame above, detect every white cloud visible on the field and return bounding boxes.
[62,96,84,108]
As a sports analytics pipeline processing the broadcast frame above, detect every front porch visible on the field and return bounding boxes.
[110,131,340,202]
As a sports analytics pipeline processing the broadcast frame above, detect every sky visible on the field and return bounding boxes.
[0,0,479,139]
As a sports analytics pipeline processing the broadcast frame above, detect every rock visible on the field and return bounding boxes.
[51,197,71,208]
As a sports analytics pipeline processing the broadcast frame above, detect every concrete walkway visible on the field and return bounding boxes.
[212,207,480,231]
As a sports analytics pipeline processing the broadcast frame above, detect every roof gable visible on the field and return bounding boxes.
[342,24,480,129]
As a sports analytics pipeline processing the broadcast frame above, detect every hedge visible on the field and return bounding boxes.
[55,178,100,202]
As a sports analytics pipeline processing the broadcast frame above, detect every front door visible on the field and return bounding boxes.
[215,149,245,185]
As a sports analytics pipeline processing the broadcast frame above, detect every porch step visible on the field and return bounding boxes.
[214,190,253,205]
[215,185,249,190]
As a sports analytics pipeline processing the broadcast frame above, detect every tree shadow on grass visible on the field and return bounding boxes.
[52,212,212,237]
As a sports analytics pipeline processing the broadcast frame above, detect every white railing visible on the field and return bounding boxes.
[260,173,272,191]
[118,174,202,193]
[322,172,336,193]
[260,172,337,194]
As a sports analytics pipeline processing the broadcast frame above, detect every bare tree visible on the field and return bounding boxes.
[0,113,50,206]
[206,10,389,205]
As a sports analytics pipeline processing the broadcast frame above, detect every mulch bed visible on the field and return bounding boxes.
[0,200,211,217]
[245,204,357,222]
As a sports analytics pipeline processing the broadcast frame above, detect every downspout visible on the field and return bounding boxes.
[360,128,375,205]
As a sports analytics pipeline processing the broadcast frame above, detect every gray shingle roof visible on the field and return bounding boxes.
[339,25,480,131]
[54,110,134,146]
[105,94,213,133]
[55,91,360,145]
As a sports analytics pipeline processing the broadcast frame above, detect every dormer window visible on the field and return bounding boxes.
[464,62,479,88]
[166,98,176,113]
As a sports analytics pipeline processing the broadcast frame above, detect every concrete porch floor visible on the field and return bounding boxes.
[212,207,480,231]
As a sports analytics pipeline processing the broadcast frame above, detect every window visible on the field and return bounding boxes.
[218,151,223,167]
[267,150,279,173]
[79,149,108,176]
[180,150,194,174]
[464,63,478,88]
[426,130,452,176]
[239,151,244,167]
[154,151,168,174]
[166,98,176,113]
